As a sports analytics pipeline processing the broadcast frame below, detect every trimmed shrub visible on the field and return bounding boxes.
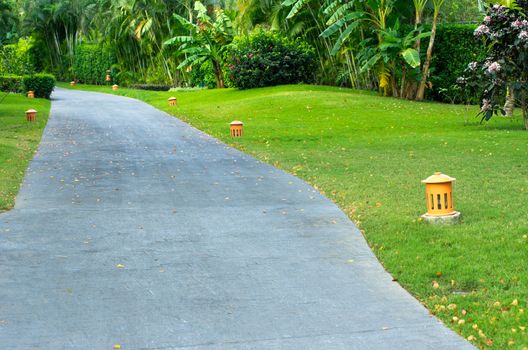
[0,38,35,76]
[227,31,317,90]
[0,75,24,93]
[23,74,56,99]
[73,44,116,84]
[427,24,485,103]
[129,84,172,91]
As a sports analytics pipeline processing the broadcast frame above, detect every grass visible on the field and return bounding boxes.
[0,93,50,211]
[59,82,528,349]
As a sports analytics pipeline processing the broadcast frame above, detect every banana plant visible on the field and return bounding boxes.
[360,27,431,97]
[164,1,234,88]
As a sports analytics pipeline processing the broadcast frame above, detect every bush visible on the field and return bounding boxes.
[427,24,485,103]
[0,38,35,76]
[227,31,317,90]
[190,60,232,89]
[23,74,56,99]
[129,84,172,91]
[73,44,116,84]
[0,75,24,93]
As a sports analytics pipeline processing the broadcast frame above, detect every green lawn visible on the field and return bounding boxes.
[60,82,528,349]
[0,93,51,211]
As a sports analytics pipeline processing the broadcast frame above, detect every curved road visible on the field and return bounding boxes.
[0,88,474,349]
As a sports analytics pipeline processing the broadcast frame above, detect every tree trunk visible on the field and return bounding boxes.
[504,85,515,117]
[416,1,444,101]
[213,60,225,89]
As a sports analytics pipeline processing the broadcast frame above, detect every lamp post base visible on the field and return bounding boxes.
[421,211,461,225]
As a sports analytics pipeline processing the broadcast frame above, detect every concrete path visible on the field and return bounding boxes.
[0,88,474,349]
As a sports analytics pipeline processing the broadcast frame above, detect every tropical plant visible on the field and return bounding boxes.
[360,27,430,98]
[416,0,445,100]
[164,1,235,88]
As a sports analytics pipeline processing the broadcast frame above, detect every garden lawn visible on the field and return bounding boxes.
[0,93,50,211]
[60,82,528,349]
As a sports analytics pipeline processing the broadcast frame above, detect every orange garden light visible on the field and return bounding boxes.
[168,97,177,106]
[26,109,37,122]
[421,172,461,224]
[230,121,243,137]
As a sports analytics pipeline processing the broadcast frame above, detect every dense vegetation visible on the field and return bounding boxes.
[1,0,484,98]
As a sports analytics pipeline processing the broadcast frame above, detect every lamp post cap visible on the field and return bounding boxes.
[422,172,456,184]
[26,109,37,113]
[168,97,177,100]
[230,120,243,125]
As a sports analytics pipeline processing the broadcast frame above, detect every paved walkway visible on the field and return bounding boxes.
[0,88,474,349]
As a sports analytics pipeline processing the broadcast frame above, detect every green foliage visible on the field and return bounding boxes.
[0,0,18,44]
[22,73,56,99]
[73,44,116,84]
[0,37,35,75]
[189,60,232,89]
[0,74,23,93]
[428,24,485,103]
[164,1,235,88]
[128,84,171,91]
[227,30,316,89]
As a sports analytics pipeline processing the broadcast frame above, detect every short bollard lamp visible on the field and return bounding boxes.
[230,121,243,137]
[26,109,37,122]
[421,172,461,224]
[70,81,76,87]
[112,84,119,91]
[27,91,35,98]
[106,70,112,82]
[168,97,177,106]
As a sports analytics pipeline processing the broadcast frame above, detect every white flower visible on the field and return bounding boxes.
[484,16,492,24]
[474,25,490,37]
[487,61,501,74]
[520,31,528,41]
[481,99,492,112]
[468,62,479,71]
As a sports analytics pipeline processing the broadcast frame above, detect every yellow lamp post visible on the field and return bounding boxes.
[168,97,177,106]
[70,81,76,87]
[230,121,243,137]
[112,84,119,91]
[106,70,112,82]
[27,91,35,98]
[421,172,461,224]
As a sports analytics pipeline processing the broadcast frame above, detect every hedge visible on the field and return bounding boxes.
[22,74,56,99]
[0,74,55,98]
[227,31,317,90]
[129,84,172,91]
[427,24,485,103]
[73,44,116,84]
[0,75,24,93]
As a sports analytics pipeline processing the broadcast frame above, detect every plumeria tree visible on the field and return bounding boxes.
[462,2,528,129]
